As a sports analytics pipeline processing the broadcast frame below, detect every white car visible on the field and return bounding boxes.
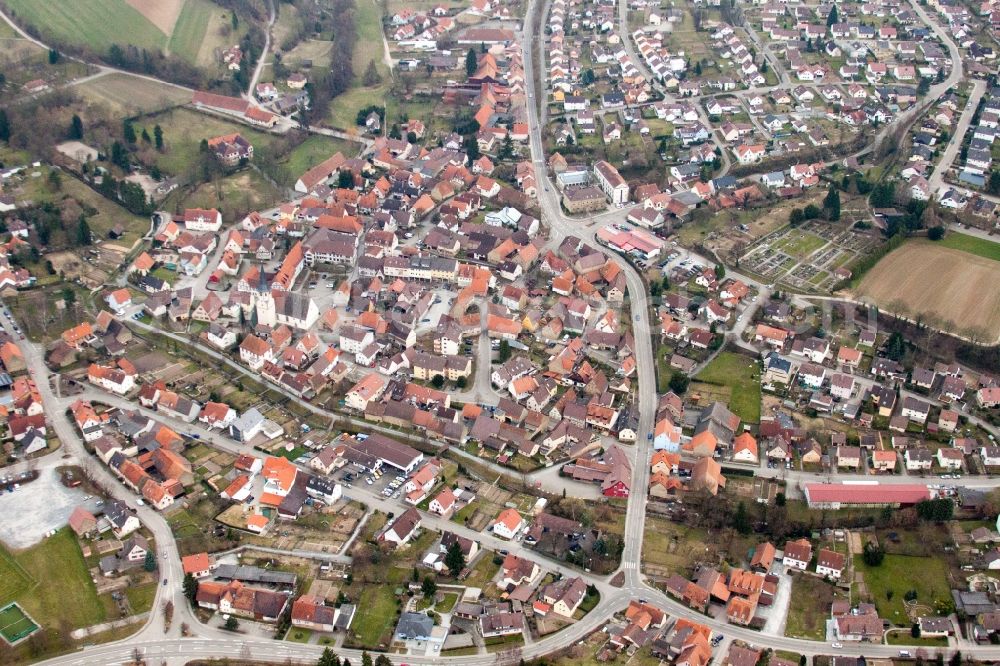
[831,643,843,649]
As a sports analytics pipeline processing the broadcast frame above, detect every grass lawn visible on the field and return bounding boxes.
[0,548,32,606]
[485,632,525,650]
[0,528,106,631]
[284,135,357,178]
[936,231,1000,263]
[350,585,399,648]
[124,582,157,614]
[463,555,501,589]
[4,0,166,54]
[136,107,279,177]
[327,0,390,128]
[886,632,948,646]
[17,167,148,247]
[76,72,191,117]
[694,352,762,423]
[163,169,284,222]
[854,554,951,623]
[286,628,313,643]
[785,574,842,640]
[774,231,827,259]
[642,520,711,575]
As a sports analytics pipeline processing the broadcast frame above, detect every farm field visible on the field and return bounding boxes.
[166,0,213,64]
[855,240,1000,342]
[694,352,761,423]
[75,73,191,117]
[934,231,1000,262]
[3,0,168,54]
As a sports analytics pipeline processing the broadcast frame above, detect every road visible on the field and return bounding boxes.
[6,0,989,661]
[245,0,276,105]
[928,78,986,197]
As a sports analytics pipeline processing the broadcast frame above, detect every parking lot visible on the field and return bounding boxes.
[336,456,409,501]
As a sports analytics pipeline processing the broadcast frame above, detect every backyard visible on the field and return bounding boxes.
[693,352,762,423]
[784,573,842,640]
[853,553,952,624]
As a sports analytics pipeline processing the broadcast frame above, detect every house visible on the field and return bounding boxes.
[936,448,964,470]
[837,446,862,469]
[105,500,141,538]
[732,432,758,463]
[901,397,930,423]
[182,552,214,579]
[815,549,846,579]
[782,538,811,569]
[429,488,457,515]
[905,447,933,471]
[541,576,587,617]
[492,508,524,539]
[380,508,422,547]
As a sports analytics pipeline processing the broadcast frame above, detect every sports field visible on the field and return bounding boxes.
[856,239,1000,342]
[0,603,38,645]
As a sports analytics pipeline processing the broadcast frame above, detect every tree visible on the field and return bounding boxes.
[581,69,595,85]
[143,550,156,572]
[465,48,478,77]
[789,208,804,226]
[669,372,690,394]
[123,119,137,144]
[498,134,515,161]
[48,49,60,64]
[318,647,340,666]
[988,171,1000,195]
[337,170,355,189]
[153,124,164,151]
[0,109,11,143]
[803,203,822,220]
[361,652,373,666]
[862,540,885,566]
[463,134,480,164]
[363,59,382,87]
[886,331,906,361]
[695,61,702,76]
[870,181,896,208]
[431,374,445,388]
[183,573,198,602]
[445,540,466,576]
[927,226,945,241]
[374,657,392,666]
[141,128,151,143]
[823,185,841,221]
[733,502,751,534]
[917,77,930,96]
[231,11,239,30]
[714,263,725,279]
[916,498,954,522]
[62,287,76,306]
[48,169,62,191]
[421,575,437,598]
[224,616,239,631]
[498,339,511,362]
[69,114,84,140]
[75,216,92,246]
[827,3,838,25]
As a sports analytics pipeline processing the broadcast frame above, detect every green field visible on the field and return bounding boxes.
[935,231,1000,262]
[694,352,762,423]
[285,135,357,179]
[0,548,32,606]
[124,582,157,615]
[785,574,842,639]
[166,0,212,63]
[349,585,398,648]
[327,0,390,128]
[3,0,167,54]
[775,231,827,258]
[0,528,106,634]
[854,554,951,623]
